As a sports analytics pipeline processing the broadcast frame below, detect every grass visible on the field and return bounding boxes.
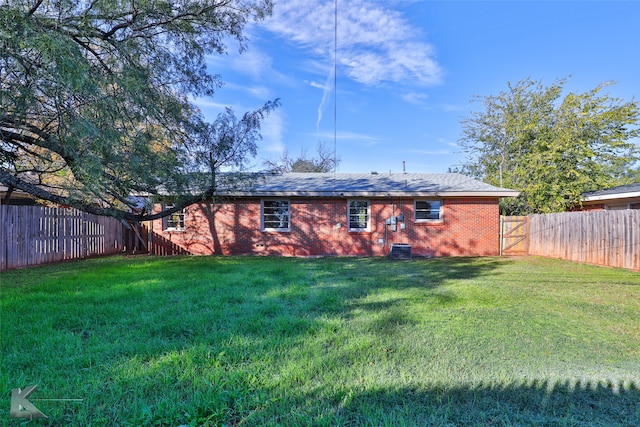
[1,255,639,426]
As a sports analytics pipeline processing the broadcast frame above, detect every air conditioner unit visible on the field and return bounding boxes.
[389,243,412,260]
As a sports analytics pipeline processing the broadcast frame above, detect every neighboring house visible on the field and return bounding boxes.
[581,182,640,211]
[150,172,518,257]
[0,184,39,205]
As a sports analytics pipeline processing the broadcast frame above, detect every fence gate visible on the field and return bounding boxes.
[500,216,529,256]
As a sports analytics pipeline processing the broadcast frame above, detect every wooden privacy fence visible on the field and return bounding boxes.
[511,210,639,271]
[1,205,135,271]
[148,231,192,256]
[500,216,529,256]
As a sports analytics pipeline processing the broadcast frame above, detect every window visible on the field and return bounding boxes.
[262,199,290,231]
[348,200,370,231]
[164,205,186,231]
[415,199,443,221]
[606,204,629,210]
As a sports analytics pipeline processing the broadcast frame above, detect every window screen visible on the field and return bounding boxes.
[415,200,442,221]
[262,200,290,230]
[348,200,370,230]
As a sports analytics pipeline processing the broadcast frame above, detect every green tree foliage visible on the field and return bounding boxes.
[620,165,640,183]
[0,0,276,221]
[263,142,340,173]
[459,78,639,214]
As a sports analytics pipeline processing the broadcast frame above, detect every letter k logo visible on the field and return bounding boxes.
[10,385,47,419]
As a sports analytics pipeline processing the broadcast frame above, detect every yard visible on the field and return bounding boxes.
[1,255,639,426]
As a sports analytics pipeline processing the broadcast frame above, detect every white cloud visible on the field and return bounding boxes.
[409,149,451,155]
[402,92,430,105]
[207,41,298,88]
[260,0,443,87]
[222,82,275,100]
[260,109,286,153]
[439,103,464,112]
[192,98,230,110]
[307,80,327,90]
[229,48,273,80]
[191,97,285,155]
[315,69,335,131]
[315,130,380,145]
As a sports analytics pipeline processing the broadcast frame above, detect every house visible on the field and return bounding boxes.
[581,182,640,211]
[0,184,39,205]
[149,172,519,257]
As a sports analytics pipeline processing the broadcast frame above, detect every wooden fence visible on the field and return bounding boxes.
[525,210,640,271]
[500,216,529,256]
[4,205,637,271]
[148,230,192,256]
[1,205,135,271]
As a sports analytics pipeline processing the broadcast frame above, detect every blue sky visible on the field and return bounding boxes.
[197,0,640,174]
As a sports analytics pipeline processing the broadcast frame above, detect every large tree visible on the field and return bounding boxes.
[0,0,277,221]
[459,78,640,214]
[263,142,340,173]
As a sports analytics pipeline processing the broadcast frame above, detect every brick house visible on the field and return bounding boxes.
[580,182,640,211]
[149,172,518,257]
[0,184,39,205]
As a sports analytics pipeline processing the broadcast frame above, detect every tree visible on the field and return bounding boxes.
[263,142,340,173]
[620,164,640,183]
[0,0,276,221]
[459,78,640,214]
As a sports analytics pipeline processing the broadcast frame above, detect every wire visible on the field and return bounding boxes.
[334,0,338,174]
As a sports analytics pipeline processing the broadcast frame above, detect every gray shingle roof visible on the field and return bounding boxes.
[228,172,519,197]
[582,182,640,200]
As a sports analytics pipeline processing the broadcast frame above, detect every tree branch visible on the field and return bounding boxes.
[27,0,44,16]
[0,170,217,222]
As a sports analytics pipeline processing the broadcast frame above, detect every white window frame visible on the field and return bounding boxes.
[606,203,640,210]
[163,204,186,231]
[348,199,370,231]
[261,199,291,231]
[415,199,443,222]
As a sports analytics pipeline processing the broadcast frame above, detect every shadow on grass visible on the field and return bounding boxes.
[16,255,637,426]
[307,379,640,426]
[296,256,506,322]
[302,256,507,292]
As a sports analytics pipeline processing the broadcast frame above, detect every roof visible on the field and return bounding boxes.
[582,182,640,202]
[0,184,39,204]
[226,172,519,198]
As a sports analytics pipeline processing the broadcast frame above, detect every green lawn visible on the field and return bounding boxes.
[1,255,639,426]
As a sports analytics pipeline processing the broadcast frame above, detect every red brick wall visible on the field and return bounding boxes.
[150,197,501,257]
[575,203,605,211]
